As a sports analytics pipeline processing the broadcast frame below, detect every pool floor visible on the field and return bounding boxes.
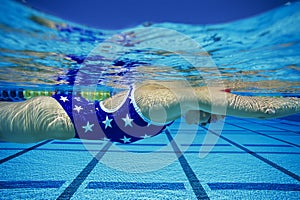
[0,115,299,199]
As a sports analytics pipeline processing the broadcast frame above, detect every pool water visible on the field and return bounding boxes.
[0,116,300,199]
[0,0,300,199]
[1,0,300,93]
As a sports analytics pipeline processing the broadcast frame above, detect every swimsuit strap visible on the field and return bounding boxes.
[52,88,173,144]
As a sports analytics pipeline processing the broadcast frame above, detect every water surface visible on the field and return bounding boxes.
[0,0,299,94]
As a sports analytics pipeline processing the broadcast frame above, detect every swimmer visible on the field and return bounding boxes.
[0,81,299,143]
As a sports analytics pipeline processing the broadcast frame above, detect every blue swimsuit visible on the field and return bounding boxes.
[52,89,173,144]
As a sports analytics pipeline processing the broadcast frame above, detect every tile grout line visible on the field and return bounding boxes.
[275,120,300,128]
[1,148,299,154]
[238,114,300,127]
[225,121,300,148]
[201,127,300,182]
[56,142,112,200]
[207,182,300,191]
[236,118,300,134]
[165,129,210,200]
[0,140,53,164]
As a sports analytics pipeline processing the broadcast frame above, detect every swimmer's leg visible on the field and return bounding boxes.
[0,97,75,143]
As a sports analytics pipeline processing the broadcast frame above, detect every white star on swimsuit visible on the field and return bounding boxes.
[60,96,69,102]
[82,121,94,133]
[122,114,133,127]
[56,80,69,85]
[120,135,131,143]
[102,116,113,129]
[101,137,110,141]
[142,134,151,139]
[129,95,134,104]
[74,97,81,102]
[73,105,83,113]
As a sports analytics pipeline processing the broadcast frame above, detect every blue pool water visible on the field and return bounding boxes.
[0,0,300,199]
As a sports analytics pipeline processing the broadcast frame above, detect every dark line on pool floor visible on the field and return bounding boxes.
[208,182,300,191]
[165,129,210,200]
[56,142,112,200]
[242,144,292,147]
[0,180,65,189]
[52,141,168,146]
[201,127,300,182]
[86,182,185,190]
[225,121,300,148]
[181,144,231,147]
[51,141,104,145]
[1,148,299,154]
[0,140,52,164]
[237,117,300,134]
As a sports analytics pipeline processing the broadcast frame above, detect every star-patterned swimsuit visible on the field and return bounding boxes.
[52,88,173,144]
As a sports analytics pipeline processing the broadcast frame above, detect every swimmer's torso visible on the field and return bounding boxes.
[52,88,173,144]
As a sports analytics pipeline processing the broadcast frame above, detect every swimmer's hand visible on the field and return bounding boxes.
[184,110,210,125]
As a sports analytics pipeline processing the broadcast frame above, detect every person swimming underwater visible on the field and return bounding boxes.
[0,80,299,143]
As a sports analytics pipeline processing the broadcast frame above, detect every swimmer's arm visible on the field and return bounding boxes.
[129,83,300,122]
[193,87,300,119]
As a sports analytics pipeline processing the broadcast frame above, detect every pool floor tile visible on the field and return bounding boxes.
[0,116,299,199]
